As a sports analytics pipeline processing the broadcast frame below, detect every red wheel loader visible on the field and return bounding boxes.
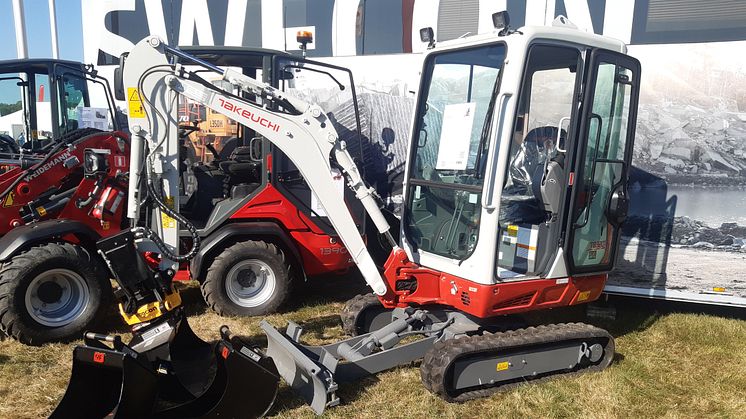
[52,13,641,417]
[0,60,129,345]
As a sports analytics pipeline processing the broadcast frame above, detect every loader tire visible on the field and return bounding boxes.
[202,241,292,317]
[0,243,112,346]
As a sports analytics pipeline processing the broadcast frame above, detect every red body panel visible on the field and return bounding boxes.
[380,248,606,319]
[0,132,129,237]
[228,183,354,276]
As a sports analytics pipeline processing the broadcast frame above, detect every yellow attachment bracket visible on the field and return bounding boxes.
[119,288,183,326]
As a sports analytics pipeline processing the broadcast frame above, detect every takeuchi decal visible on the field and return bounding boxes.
[217,98,281,132]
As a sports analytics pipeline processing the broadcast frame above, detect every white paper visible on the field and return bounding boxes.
[78,107,109,130]
[311,168,345,217]
[436,102,476,170]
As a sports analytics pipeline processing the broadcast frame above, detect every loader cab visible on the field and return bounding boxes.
[0,59,118,159]
[168,47,366,239]
[402,25,640,286]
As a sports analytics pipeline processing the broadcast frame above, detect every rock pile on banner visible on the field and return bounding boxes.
[633,100,746,184]
[623,215,746,252]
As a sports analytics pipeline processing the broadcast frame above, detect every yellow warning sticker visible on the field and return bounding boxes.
[496,361,510,372]
[127,87,144,118]
[162,213,176,229]
[1,191,14,207]
[37,206,47,217]
[577,290,592,302]
[161,196,176,229]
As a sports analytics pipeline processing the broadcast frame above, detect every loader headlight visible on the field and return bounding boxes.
[84,149,109,177]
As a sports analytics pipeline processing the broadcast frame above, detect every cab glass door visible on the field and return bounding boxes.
[568,50,641,273]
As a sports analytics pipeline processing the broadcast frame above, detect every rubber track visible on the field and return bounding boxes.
[420,322,615,402]
[340,293,380,336]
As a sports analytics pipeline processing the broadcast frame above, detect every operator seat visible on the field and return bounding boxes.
[500,126,565,225]
[217,145,262,200]
[219,146,261,184]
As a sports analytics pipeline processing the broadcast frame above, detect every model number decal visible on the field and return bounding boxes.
[320,247,348,256]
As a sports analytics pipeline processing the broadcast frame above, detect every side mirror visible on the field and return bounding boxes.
[249,136,263,162]
[606,183,629,227]
[113,53,128,101]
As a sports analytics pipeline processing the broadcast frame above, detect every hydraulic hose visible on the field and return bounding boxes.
[132,178,200,262]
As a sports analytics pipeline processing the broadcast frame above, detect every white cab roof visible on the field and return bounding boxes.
[432,24,626,54]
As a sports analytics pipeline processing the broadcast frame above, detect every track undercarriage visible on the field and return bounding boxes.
[264,294,615,415]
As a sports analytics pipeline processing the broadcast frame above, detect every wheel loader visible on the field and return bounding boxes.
[51,13,640,417]
[0,59,129,345]
[0,49,371,345]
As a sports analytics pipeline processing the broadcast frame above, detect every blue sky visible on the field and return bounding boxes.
[0,0,84,61]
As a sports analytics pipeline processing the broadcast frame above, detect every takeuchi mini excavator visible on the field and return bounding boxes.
[53,13,640,417]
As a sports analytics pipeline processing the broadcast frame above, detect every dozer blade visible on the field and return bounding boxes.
[261,320,340,416]
[51,322,280,419]
[51,343,159,418]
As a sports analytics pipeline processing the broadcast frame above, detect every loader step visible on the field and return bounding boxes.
[420,323,614,402]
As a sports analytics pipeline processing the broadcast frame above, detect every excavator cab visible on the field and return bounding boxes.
[403,25,640,300]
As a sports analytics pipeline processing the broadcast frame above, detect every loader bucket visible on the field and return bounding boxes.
[50,345,159,418]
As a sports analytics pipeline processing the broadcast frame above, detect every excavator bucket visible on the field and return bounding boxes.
[50,334,158,418]
[157,335,280,418]
[51,343,160,418]
[51,323,280,419]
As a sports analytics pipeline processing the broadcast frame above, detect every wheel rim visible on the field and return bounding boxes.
[225,259,277,308]
[24,269,90,327]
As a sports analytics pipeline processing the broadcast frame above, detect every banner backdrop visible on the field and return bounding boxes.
[83,0,746,304]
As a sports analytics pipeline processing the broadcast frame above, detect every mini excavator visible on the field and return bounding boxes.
[52,13,640,418]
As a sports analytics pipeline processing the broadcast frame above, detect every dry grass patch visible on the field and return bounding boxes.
[1,277,745,419]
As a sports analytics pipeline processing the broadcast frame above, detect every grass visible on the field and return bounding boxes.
[1,274,746,419]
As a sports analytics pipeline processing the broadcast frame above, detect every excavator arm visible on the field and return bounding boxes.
[123,36,391,295]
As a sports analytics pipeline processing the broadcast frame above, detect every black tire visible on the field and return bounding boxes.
[201,241,292,317]
[340,293,389,336]
[0,243,112,346]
